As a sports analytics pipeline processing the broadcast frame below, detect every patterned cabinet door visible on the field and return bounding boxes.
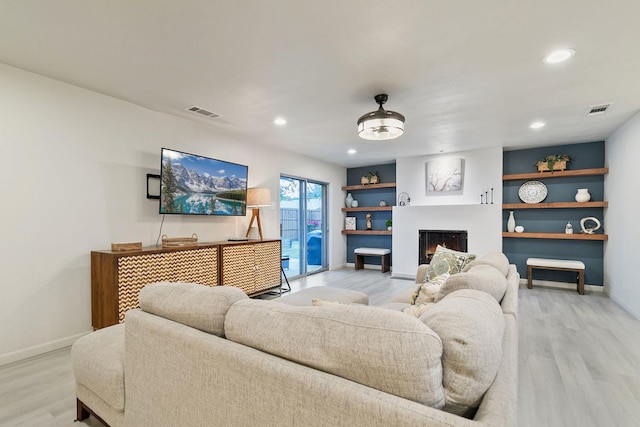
[172,247,218,286]
[254,240,282,293]
[220,244,256,295]
[117,252,173,323]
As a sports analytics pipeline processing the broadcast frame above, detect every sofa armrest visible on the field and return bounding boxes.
[416,264,429,284]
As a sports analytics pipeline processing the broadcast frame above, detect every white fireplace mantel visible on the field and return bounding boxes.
[391,204,502,279]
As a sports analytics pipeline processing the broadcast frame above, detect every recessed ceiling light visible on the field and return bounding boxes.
[274,118,287,125]
[529,121,546,129]
[347,149,357,155]
[543,49,575,64]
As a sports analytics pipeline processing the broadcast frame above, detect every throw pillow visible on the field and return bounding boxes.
[402,303,434,317]
[411,274,448,305]
[420,289,504,417]
[461,252,510,277]
[435,264,509,303]
[427,245,476,281]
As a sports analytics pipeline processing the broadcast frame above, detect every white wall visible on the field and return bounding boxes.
[604,111,640,320]
[0,63,346,365]
[396,147,503,206]
[392,148,503,278]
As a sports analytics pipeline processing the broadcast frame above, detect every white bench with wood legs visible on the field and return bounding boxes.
[526,257,585,295]
[354,247,391,273]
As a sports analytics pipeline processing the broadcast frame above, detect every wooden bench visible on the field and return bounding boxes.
[526,258,585,295]
[354,248,391,273]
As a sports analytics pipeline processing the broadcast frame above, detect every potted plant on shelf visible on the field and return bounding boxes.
[535,154,572,173]
[385,219,392,231]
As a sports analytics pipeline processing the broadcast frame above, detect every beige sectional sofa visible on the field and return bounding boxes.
[71,253,518,427]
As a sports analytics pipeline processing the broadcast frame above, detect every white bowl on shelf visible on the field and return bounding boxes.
[515,226,525,233]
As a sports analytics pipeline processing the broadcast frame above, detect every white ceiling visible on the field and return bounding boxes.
[1,1,639,167]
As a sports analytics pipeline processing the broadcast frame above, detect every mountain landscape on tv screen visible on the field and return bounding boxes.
[170,163,246,193]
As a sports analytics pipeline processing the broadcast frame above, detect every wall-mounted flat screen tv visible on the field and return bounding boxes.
[159,148,248,216]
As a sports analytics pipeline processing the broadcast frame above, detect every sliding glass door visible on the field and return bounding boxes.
[280,175,327,278]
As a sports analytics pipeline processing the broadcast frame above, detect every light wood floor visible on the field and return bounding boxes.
[1,268,639,427]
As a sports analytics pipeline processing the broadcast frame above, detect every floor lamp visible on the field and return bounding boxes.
[245,187,271,240]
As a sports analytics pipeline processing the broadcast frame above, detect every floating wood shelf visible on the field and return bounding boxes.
[341,230,392,235]
[342,182,396,191]
[502,168,608,181]
[502,201,608,209]
[502,232,608,241]
[342,206,392,212]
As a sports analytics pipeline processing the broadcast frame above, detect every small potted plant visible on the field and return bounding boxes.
[385,219,392,231]
[367,171,380,184]
[535,154,572,173]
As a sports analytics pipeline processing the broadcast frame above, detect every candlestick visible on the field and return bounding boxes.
[480,194,484,204]
[490,187,494,204]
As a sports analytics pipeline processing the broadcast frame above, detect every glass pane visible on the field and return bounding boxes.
[280,177,301,277]
[306,181,324,273]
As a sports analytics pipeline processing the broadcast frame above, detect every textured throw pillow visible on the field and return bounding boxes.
[420,289,504,417]
[435,264,509,303]
[427,245,476,281]
[402,303,435,317]
[225,299,446,408]
[411,274,448,305]
[462,252,510,277]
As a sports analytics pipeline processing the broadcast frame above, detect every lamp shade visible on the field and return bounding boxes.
[357,94,405,141]
[246,187,271,207]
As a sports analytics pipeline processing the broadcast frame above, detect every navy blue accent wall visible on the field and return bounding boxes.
[345,163,396,265]
[503,141,605,285]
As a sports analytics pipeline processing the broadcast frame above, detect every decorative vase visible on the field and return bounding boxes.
[507,211,516,232]
[575,188,591,203]
[351,200,359,208]
[345,193,354,208]
[515,225,524,233]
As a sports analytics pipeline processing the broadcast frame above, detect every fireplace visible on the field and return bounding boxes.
[418,230,468,265]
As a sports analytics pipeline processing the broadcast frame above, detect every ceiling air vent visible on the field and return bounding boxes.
[585,103,613,116]
[185,106,220,119]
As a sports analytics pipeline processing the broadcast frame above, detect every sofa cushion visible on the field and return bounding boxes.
[138,282,247,336]
[420,289,504,417]
[435,264,508,303]
[462,251,510,277]
[71,324,125,411]
[225,299,445,408]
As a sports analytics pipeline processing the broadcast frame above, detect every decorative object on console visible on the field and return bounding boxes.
[162,234,198,248]
[357,94,405,141]
[575,188,591,202]
[365,213,372,230]
[245,187,271,240]
[345,217,356,231]
[426,158,464,193]
[518,180,547,203]
[507,211,516,232]
[514,226,524,233]
[397,192,410,206]
[580,217,601,234]
[535,153,572,173]
[345,192,354,208]
[565,222,573,234]
[111,242,143,252]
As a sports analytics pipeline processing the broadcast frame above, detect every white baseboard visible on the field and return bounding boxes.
[519,278,604,292]
[0,331,91,367]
